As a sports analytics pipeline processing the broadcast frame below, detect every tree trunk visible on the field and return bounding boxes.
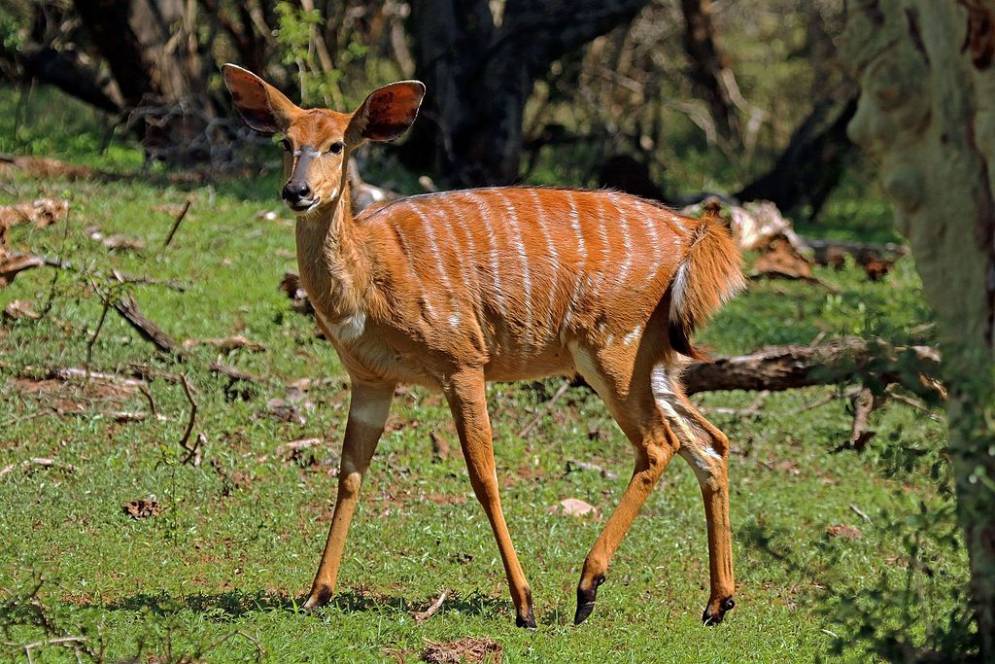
[735,89,857,218]
[843,0,995,657]
[679,0,739,144]
[402,0,650,187]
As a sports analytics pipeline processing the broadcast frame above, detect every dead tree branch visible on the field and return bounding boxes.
[682,337,942,400]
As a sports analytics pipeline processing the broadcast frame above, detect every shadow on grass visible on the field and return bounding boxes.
[95,587,506,622]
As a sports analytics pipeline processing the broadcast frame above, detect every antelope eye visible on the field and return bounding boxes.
[280,138,292,152]
[329,141,344,155]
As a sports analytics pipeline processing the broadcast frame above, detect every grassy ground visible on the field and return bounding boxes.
[0,88,965,663]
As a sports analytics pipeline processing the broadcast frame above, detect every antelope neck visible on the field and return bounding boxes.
[295,185,366,322]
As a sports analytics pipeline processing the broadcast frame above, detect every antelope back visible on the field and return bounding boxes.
[355,187,707,368]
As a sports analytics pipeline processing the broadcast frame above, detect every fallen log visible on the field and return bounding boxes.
[683,337,941,399]
[803,238,908,281]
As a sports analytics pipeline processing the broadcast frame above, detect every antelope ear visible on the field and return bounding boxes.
[222,64,300,135]
[346,81,426,145]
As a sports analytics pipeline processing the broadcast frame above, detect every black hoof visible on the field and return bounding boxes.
[702,596,735,626]
[573,575,605,625]
[302,586,333,610]
[516,611,537,629]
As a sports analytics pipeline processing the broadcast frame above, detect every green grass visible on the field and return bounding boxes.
[0,87,966,663]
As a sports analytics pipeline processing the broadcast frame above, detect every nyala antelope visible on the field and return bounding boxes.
[223,64,744,628]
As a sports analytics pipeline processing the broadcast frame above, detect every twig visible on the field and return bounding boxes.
[42,367,147,386]
[112,294,181,355]
[210,361,266,384]
[518,380,572,438]
[16,636,87,664]
[138,383,158,416]
[35,256,187,292]
[850,503,872,523]
[413,589,449,624]
[178,375,201,466]
[162,199,192,249]
[85,281,112,373]
[39,205,72,317]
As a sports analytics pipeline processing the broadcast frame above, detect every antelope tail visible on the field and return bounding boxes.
[667,208,744,360]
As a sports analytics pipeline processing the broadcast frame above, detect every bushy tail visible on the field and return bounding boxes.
[667,206,744,360]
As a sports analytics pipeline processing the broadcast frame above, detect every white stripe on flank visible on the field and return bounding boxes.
[497,192,533,343]
[406,201,451,321]
[633,199,661,287]
[594,196,610,293]
[431,200,466,325]
[392,222,423,291]
[441,197,479,292]
[463,191,504,315]
[609,197,633,290]
[564,192,587,325]
[529,189,559,330]
[394,218,438,321]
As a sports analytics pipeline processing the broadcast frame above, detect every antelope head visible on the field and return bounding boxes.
[222,64,425,217]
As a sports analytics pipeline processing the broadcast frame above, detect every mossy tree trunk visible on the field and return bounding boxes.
[843,0,995,657]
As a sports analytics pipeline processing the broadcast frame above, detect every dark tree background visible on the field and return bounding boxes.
[0,0,855,216]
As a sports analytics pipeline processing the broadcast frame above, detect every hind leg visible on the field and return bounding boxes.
[571,346,680,624]
[654,366,736,624]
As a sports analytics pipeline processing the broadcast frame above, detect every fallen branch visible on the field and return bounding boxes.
[0,252,44,287]
[112,294,181,355]
[183,335,265,353]
[210,361,266,384]
[162,199,192,249]
[274,438,323,460]
[804,237,908,270]
[413,589,450,624]
[683,337,942,400]
[0,457,78,478]
[41,366,147,387]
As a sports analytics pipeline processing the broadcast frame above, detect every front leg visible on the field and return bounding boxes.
[443,367,536,627]
[303,380,394,608]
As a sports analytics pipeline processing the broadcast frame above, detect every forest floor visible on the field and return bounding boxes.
[0,89,965,663]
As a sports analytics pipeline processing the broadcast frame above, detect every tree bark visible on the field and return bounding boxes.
[402,0,650,186]
[72,0,157,107]
[843,0,995,657]
[679,0,738,144]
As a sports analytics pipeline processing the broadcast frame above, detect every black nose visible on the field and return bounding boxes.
[282,181,312,202]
